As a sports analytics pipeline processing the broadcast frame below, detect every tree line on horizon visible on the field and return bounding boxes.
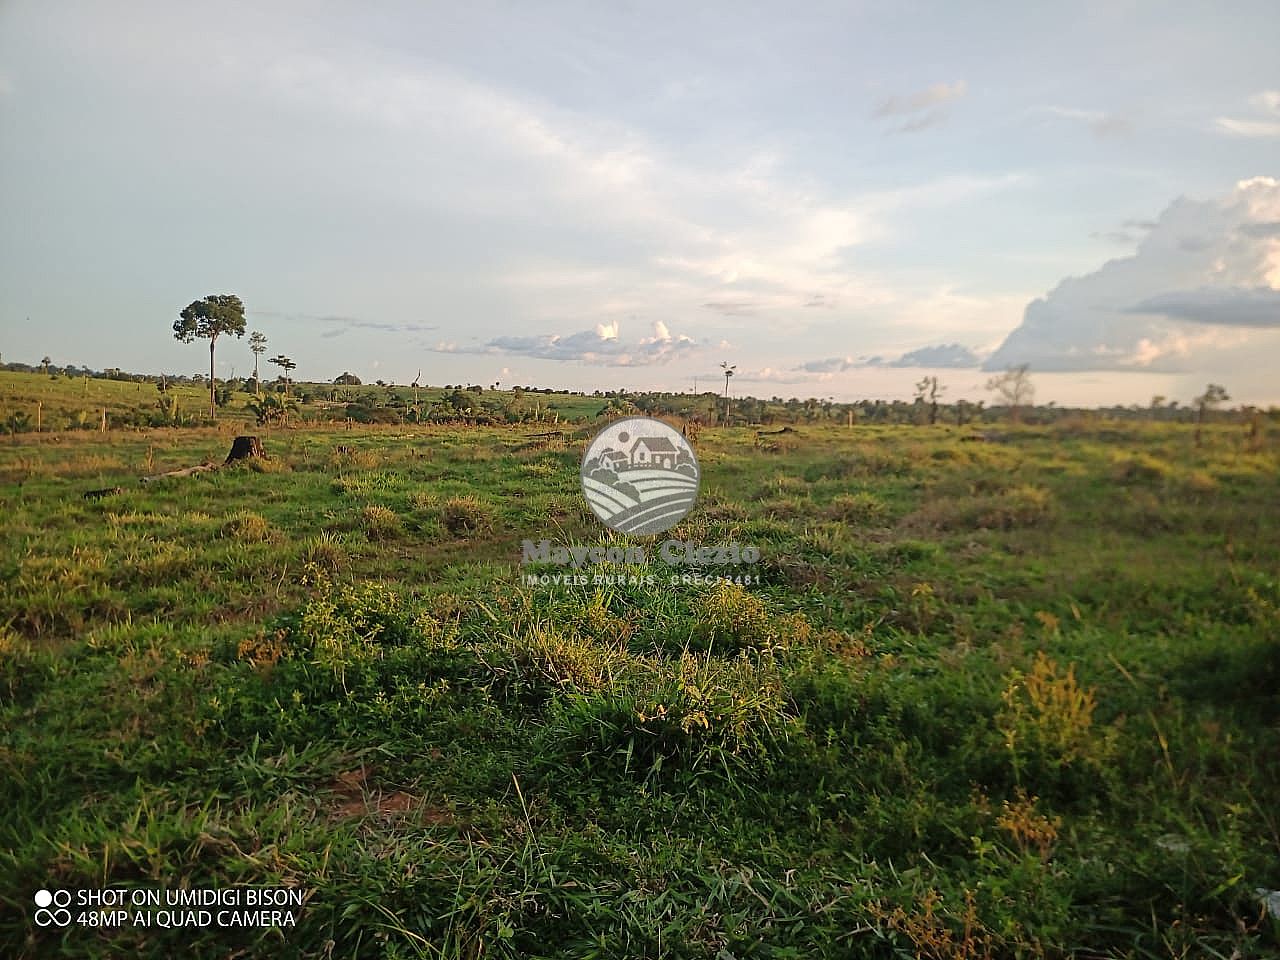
[0,291,1271,433]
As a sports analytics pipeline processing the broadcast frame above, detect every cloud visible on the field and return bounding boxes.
[795,357,863,374]
[1041,106,1133,138]
[1215,117,1280,138]
[450,320,697,366]
[793,343,980,376]
[1237,221,1280,238]
[1252,90,1280,113]
[1092,230,1139,245]
[876,81,966,117]
[702,300,758,316]
[253,311,437,337]
[874,80,966,133]
[1215,90,1280,138]
[890,343,982,367]
[1128,287,1280,328]
[985,177,1280,372]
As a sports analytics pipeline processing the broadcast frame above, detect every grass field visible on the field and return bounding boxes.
[0,369,609,432]
[1,411,1278,957]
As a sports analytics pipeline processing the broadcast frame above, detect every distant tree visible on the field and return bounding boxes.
[40,356,51,375]
[914,376,945,425]
[269,354,296,396]
[174,294,247,418]
[985,364,1035,423]
[247,392,298,427]
[720,361,736,425]
[249,331,268,397]
[1193,383,1230,446]
[334,372,362,386]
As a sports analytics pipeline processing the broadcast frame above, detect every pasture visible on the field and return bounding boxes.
[1,415,1277,957]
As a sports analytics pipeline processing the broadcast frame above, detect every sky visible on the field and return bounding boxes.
[1,0,1278,406]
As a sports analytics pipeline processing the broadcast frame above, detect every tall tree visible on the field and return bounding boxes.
[269,354,297,396]
[720,361,736,426]
[985,364,1035,423]
[249,331,268,397]
[40,356,51,375]
[914,376,945,425]
[174,294,246,418]
[1193,383,1229,447]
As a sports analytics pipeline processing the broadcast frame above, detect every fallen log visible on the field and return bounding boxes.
[83,486,124,500]
[140,463,216,484]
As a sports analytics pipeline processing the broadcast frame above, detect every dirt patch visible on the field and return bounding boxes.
[326,766,452,824]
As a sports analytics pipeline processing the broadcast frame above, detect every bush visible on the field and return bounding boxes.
[299,532,347,570]
[1112,453,1172,485]
[360,504,402,540]
[439,496,495,536]
[826,491,888,524]
[541,651,797,778]
[693,581,812,654]
[220,510,278,543]
[997,652,1112,790]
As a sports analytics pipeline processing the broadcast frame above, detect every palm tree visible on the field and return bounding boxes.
[249,331,268,397]
[247,392,298,427]
[720,361,736,425]
[269,354,296,396]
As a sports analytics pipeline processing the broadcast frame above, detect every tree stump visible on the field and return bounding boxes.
[225,435,266,464]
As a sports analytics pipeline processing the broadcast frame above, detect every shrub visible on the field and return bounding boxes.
[332,471,402,496]
[1112,452,1171,485]
[220,510,277,543]
[826,491,888,524]
[299,532,347,570]
[995,789,1060,860]
[361,504,402,540]
[543,651,796,778]
[439,496,494,536]
[483,626,634,705]
[694,581,812,654]
[997,652,1108,782]
[289,575,442,686]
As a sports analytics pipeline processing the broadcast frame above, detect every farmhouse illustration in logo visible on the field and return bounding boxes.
[581,417,700,535]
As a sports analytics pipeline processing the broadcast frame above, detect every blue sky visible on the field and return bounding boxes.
[1,0,1278,405]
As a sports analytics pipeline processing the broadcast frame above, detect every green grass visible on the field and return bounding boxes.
[0,369,610,433]
[1,417,1277,958]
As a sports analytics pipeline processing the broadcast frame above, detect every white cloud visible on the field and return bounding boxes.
[1215,90,1280,138]
[1215,117,1280,138]
[450,320,697,366]
[1250,90,1280,113]
[986,177,1280,372]
[1040,105,1133,138]
[873,80,967,134]
[876,81,967,116]
[793,342,982,376]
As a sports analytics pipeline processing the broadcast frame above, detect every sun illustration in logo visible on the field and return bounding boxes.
[580,417,700,535]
